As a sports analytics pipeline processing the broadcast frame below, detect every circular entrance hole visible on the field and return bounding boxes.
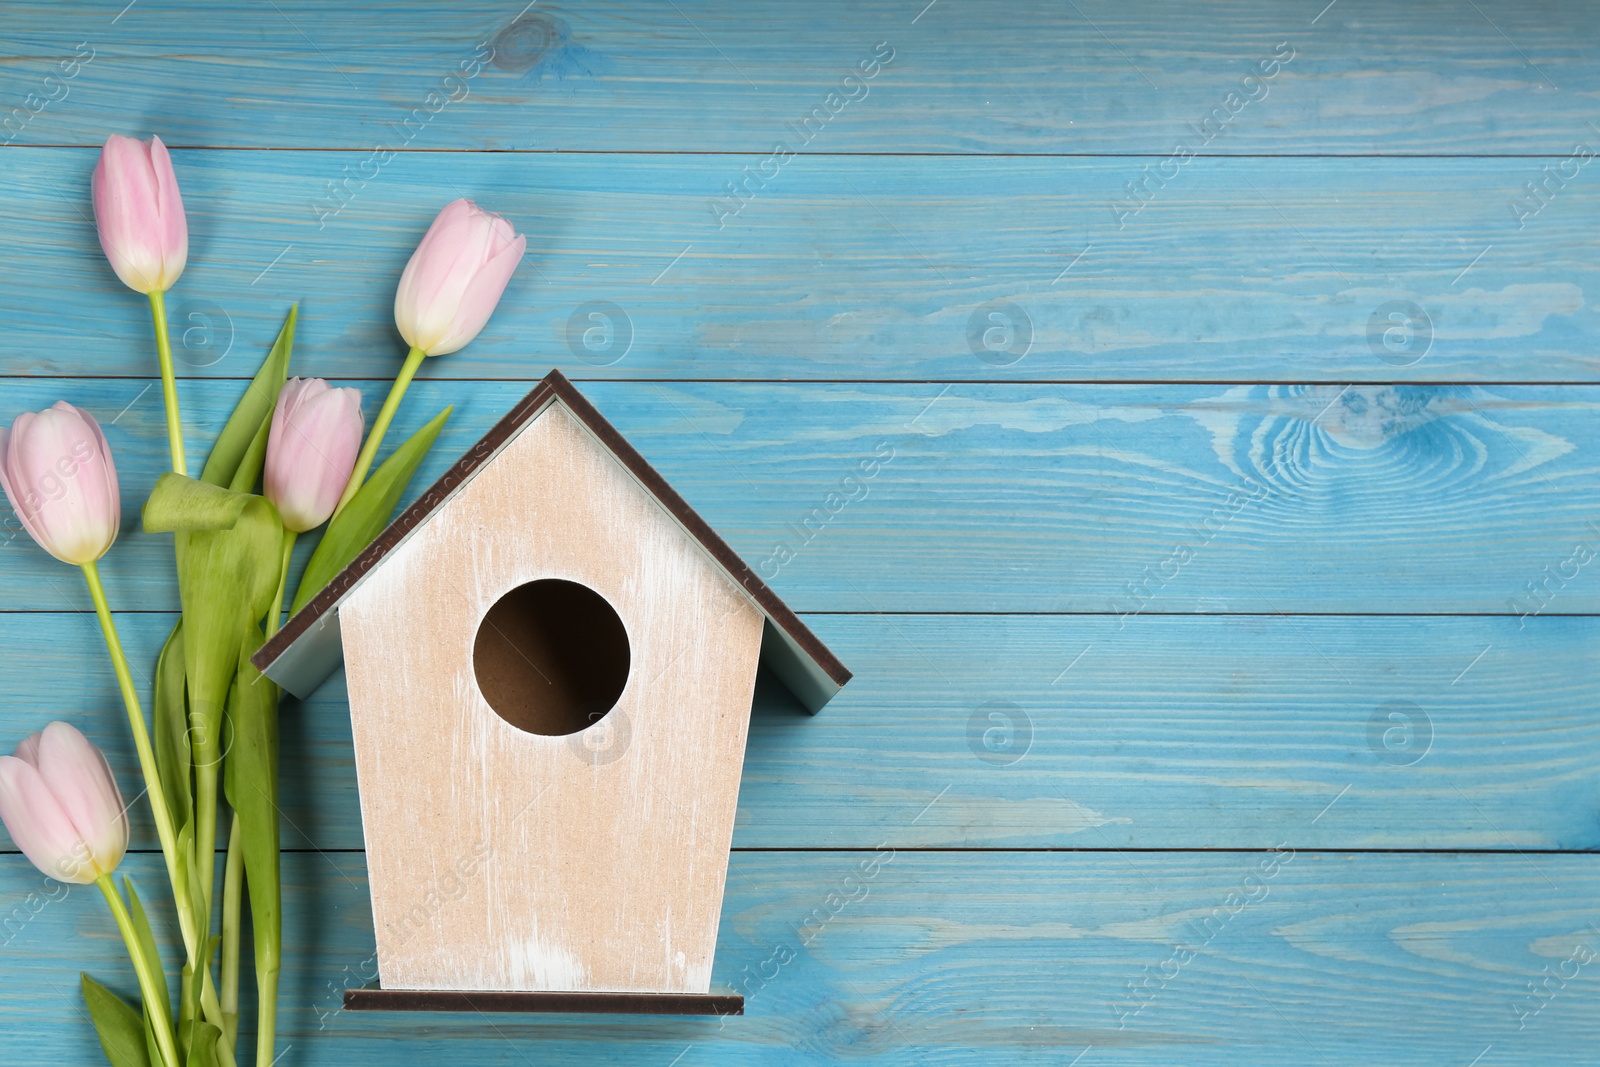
[472,579,631,737]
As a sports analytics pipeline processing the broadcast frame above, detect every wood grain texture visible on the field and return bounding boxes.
[3,378,1598,614]
[342,403,766,993]
[2,3,1597,1062]
[2,851,1598,1065]
[9,610,1599,853]
[1,1,1595,155]
[2,149,1599,381]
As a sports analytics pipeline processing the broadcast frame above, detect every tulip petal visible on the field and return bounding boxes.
[434,232,526,356]
[91,134,187,293]
[398,201,486,353]
[0,755,97,883]
[36,722,127,880]
[87,406,121,543]
[147,136,188,290]
[0,403,119,564]
[93,136,160,292]
[0,415,53,553]
[12,729,43,768]
[265,378,366,532]
[394,199,526,356]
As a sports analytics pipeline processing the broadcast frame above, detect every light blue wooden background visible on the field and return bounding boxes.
[3,1,1599,1063]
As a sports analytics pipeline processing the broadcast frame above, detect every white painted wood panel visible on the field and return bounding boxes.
[340,403,766,994]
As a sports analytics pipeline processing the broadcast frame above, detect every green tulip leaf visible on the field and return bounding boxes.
[228,407,275,496]
[180,497,284,760]
[152,623,192,834]
[177,493,284,941]
[180,1020,221,1067]
[142,475,252,534]
[122,877,172,1024]
[174,827,204,1039]
[200,305,295,489]
[225,624,283,981]
[290,405,452,614]
[173,827,210,1050]
[144,1014,163,1067]
[81,973,152,1067]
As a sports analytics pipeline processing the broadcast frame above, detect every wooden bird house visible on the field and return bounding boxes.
[253,370,849,1015]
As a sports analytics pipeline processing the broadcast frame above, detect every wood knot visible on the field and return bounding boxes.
[1315,385,1442,449]
[489,12,563,73]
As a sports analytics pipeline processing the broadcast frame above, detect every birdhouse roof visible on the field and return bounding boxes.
[252,369,850,712]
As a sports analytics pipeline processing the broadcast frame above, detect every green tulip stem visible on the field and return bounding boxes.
[250,527,295,1066]
[97,874,182,1067]
[186,750,229,1065]
[82,562,236,1065]
[255,944,280,1067]
[81,560,184,921]
[147,289,188,477]
[267,529,297,640]
[220,814,243,1051]
[193,955,237,1067]
[333,343,425,519]
[194,766,217,906]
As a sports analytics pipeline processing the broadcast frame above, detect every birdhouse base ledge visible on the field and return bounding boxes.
[343,987,744,1016]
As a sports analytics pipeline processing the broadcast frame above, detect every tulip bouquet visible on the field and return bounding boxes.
[0,135,524,1067]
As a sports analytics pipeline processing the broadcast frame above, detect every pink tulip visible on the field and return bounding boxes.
[0,402,120,565]
[265,378,365,532]
[394,199,526,356]
[91,134,188,294]
[0,722,128,884]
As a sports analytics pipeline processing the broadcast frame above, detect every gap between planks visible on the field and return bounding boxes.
[10,145,1600,160]
[39,847,1600,857]
[20,609,1600,618]
[15,376,1600,387]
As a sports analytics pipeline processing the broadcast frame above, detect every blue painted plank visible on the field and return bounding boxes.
[0,379,1594,614]
[2,851,1597,1065]
[5,611,1596,853]
[3,1,1591,1065]
[0,1,1593,154]
[2,149,1597,381]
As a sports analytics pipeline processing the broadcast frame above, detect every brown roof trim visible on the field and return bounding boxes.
[546,372,851,687]
[254,370,851,691]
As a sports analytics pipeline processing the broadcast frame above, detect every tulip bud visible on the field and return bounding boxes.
[0,402,120,565]
[0,722,128,884]
[265,378,365,533]
[394,199,526,356]
[91,134,189,295]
